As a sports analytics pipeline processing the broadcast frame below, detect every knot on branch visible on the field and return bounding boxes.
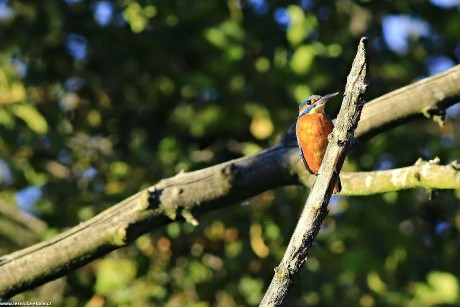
[147,186,162,210]
[337,139,348,147]
[450,160,460,170]
[220,162,237,189]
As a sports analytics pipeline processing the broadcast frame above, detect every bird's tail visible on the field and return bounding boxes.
[333,176,342,194]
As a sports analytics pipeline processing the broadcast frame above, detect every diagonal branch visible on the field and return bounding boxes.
[355,65,460,141]
[1,66,460,298]
[259,37,369,306]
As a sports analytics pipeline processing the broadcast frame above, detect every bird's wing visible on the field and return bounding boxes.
[295,121,314,174]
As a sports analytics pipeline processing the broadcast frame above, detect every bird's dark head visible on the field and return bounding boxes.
[298,92,339,116]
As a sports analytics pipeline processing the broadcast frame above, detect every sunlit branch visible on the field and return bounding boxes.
[341,158,460,196]
[260,37,368,306]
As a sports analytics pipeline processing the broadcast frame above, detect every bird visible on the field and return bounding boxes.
[296,92,342,193]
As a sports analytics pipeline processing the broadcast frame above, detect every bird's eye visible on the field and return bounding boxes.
[300,95,320,110]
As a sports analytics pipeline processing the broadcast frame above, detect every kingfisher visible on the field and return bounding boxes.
[296,92,342,193]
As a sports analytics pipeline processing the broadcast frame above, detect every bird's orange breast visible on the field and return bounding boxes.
[296,113,334,174]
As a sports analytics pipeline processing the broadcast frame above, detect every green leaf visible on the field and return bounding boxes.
[290,45,314,74]
[11,103,48,134]
[426,271,458,303]
[411,271,459,305]
[95,259,137,294]
[123,3,157,33]
[238,276,264,305]
[0,108,14,128]
[286,5,317,47]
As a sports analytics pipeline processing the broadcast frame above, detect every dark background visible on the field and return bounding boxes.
[1,0,459,305]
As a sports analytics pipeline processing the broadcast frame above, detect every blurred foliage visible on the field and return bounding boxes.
[1,0,460,305]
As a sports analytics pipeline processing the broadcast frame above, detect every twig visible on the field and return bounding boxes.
[259,37,369,306]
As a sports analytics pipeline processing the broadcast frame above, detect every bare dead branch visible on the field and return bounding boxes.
[259,37,369,306]
[341,158,460,195]
[356,64,460,141]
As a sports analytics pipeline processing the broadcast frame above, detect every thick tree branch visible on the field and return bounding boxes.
[356,64,460,141]
[1,62,460,298]
[259,37,369,306]
[342,158,460,196]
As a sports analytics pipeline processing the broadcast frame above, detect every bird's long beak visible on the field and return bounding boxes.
[309,92,339,114]
[313,92,339,107]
